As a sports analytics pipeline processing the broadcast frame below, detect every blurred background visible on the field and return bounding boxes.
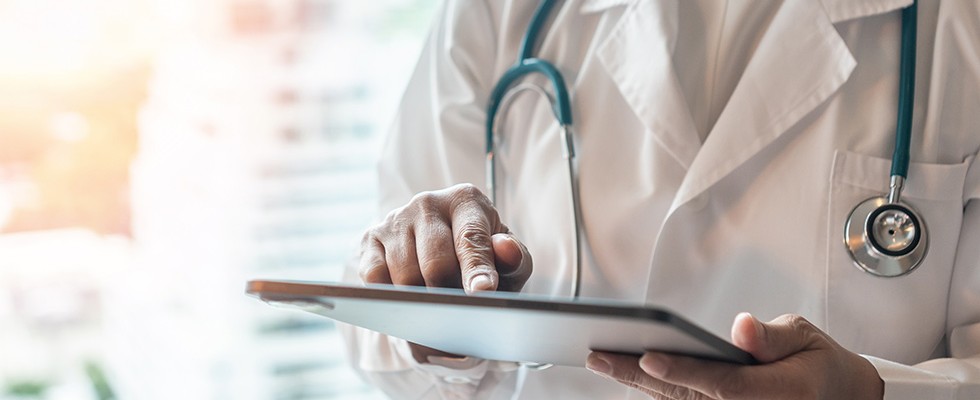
[0,0,439,399]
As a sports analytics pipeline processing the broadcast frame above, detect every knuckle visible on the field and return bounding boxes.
[452,182,482,198]
[410,191,440,210]
[417,206,445,227]
[456,223,492,255]
[775,314,815,336]
[773,314,823,350]
[784,314,811,329]
[359,228,375,246]
[381,202,419,233]
[371,214,398,238]
[386,208,413,234]
[777,314,811,331]
[450,183,492,208]
[786,314,820,341]
[383,207,398,223]
[417,216,452,240]
[368,220,389,235]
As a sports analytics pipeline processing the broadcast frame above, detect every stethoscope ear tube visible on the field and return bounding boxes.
[518,0,560,61]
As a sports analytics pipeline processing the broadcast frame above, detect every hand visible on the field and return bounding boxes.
[586,313,884,399]
[358,183,533,362]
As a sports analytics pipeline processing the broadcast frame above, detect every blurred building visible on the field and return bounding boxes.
[105,0,434,399]
[0,229,130,400]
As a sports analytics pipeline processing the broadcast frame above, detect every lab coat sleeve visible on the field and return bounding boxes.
[863,155,980,400]
[339,1,525,398]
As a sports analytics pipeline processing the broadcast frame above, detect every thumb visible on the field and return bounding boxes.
[731,313,817,363]
[491,233,532,292]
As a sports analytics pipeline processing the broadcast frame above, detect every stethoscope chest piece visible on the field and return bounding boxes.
[844,196,927,277]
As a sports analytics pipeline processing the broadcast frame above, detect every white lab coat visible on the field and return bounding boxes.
[340,0,980,398]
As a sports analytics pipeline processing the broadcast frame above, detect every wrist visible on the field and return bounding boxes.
[853,353,885,399]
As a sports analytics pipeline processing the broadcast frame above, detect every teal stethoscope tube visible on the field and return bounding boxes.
[485,0,572,153]
[892,2,916,179]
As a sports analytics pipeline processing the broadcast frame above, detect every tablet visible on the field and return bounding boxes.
[246,280,756,367]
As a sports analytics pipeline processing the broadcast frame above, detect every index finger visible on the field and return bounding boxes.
[447,186,507,293]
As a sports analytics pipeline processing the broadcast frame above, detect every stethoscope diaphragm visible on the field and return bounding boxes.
[844,196,927,277]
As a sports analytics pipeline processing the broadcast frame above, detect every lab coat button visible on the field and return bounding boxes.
[442,375,474,384]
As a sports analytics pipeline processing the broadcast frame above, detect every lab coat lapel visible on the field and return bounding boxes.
[594,0,702,170]
[669,1,859,211]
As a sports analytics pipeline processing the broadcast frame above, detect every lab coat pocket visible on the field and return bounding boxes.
[826,150,970,365]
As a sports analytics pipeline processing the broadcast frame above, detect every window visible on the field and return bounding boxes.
[0,0,438,398]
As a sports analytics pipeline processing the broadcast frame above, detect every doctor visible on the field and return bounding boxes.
[340,0,980,399]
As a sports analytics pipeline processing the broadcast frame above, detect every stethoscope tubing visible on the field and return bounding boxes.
[485,58,573,154]
[891,2,916,180]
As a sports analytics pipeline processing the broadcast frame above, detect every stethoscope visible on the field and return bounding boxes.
[486,0,927,302]
[844,2,928,278]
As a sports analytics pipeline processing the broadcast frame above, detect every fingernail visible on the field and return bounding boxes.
[467,273,493,292]
[586,355,611,376]
[640,353,669,377]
